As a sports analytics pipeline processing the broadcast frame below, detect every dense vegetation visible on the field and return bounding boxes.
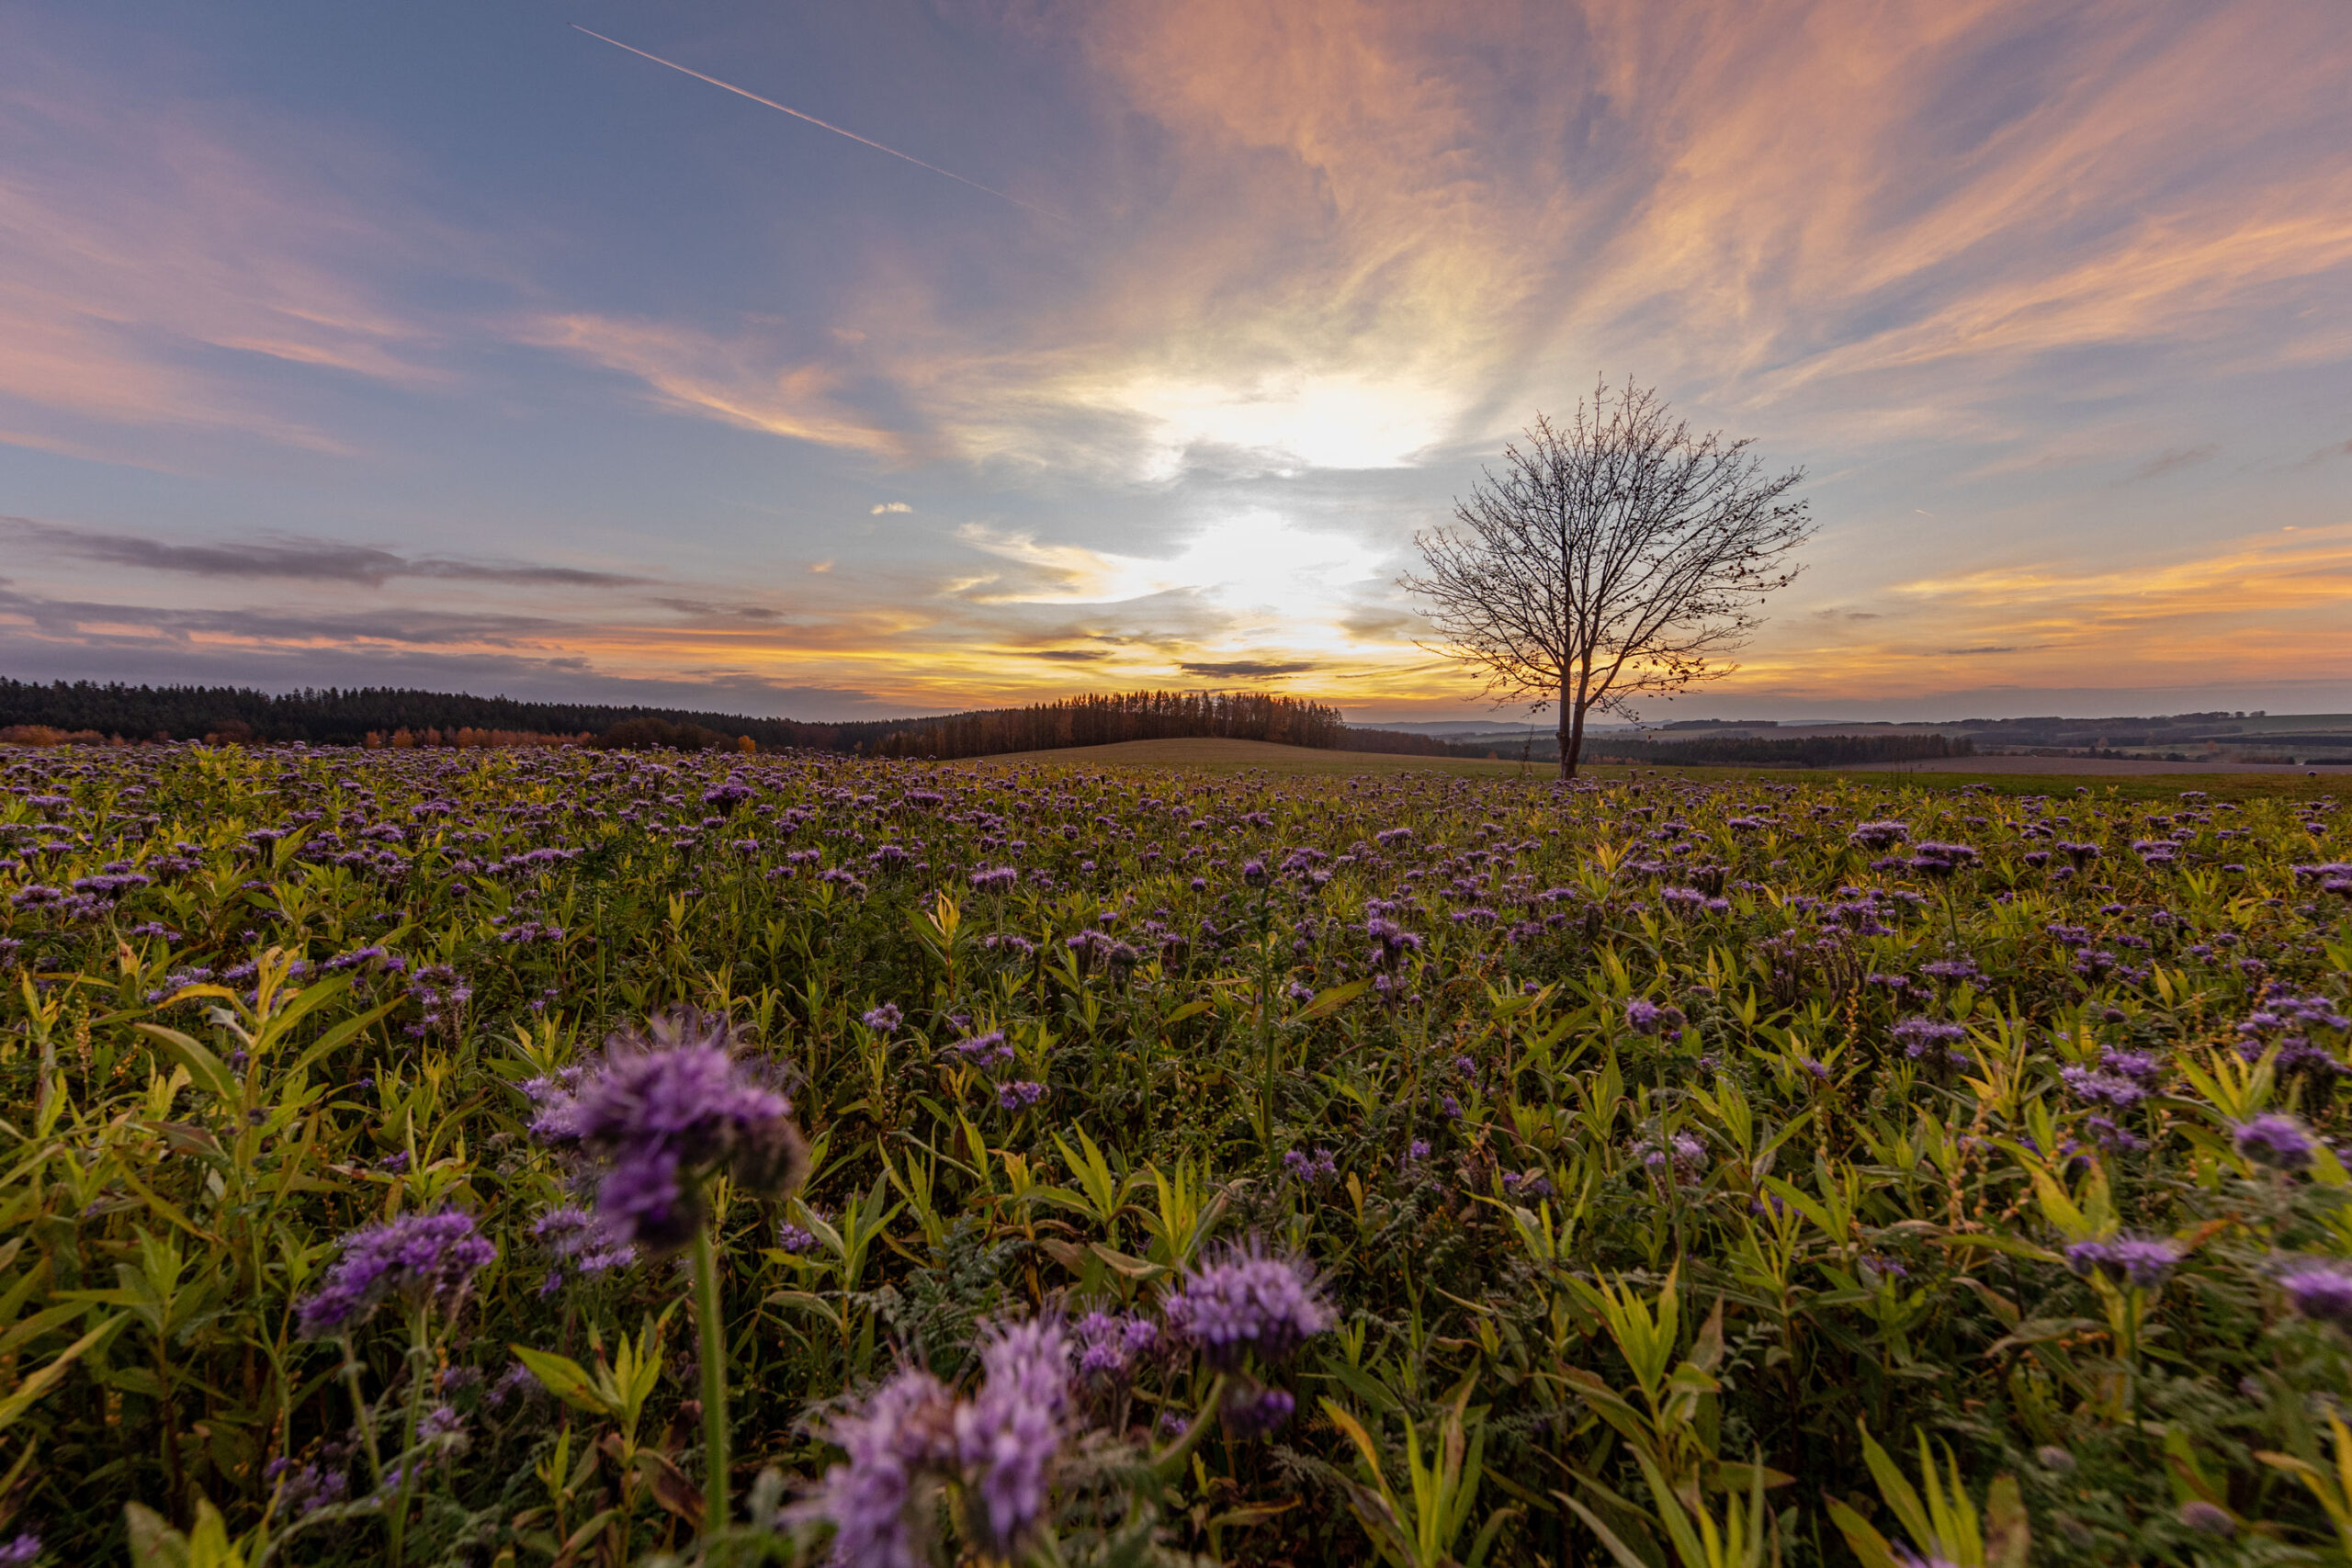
[1,744,2348,1566]
[859,692,1346,759]
[0,680,1354,761]
[1580,734,1979,769]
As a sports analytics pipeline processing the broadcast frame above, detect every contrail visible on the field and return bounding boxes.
[571,25,1056,220]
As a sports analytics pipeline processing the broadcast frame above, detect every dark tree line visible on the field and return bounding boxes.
[1579,732,1976,767]
[0,680,845,749]
[861,691,1346,759]
[0,679,1371,760]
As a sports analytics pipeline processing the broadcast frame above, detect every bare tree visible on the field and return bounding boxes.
[1402,379,1812,778]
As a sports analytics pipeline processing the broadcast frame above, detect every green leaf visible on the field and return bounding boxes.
[134,1024,237,1104]
[0,1313,124,1431]
[510,1345,610,1416]
[1295,977,1374,1021]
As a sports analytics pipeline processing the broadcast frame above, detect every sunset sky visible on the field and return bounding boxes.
[3,1,2348,723]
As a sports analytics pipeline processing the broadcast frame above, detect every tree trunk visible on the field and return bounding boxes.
[1557,682,1577,780]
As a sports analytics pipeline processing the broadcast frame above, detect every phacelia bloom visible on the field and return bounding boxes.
[1906,841,1979,877]
[1637,1132,1708,1182]
[862,1003,903,1032]
[1163,1243,1335,1369]
[954,1318,1073,1555]
[1402,1139,1431,1168]
[0,1535,40,1566]
[2064,1235,2182,1289]
[528,1010,806,1252]
[1849,821,1910,850]
[997,1080,1047,1111]
[949,1031,1014,1066]
[1222,1385,1296,1438]
[1365,913,1423,969]
[1893,1017,1968,1063]
[2177,1500,2235,1539]
[1283,1146,1338,1185]
[778,1222,820,1255]
[264,1457,350,1518]
[297,1208,496,1337]
[808,1367,957,1568]
[2059,1066,2145,1109]
[2233,1113,2316,1171]
[2280,1261,2352,1325]
[417,1404,467,1441]
[531,1205,637,1294]
[1625,998,1686,1036]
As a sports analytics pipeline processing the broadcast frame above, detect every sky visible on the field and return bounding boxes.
[2,0,2348,725]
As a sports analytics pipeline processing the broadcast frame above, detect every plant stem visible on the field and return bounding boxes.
[692,1218,731,1536]
[388,1309,430,1568]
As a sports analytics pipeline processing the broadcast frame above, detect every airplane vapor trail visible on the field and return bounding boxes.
[571,25,1057,220]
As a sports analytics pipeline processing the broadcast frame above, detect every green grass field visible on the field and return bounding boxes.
[971,736,2344,802]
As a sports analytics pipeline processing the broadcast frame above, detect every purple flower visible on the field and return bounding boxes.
[1637,1132,1707,1181]
[2065,1235,2182,1289]
[954,1318,1072,1554]
[1893,1017,1968,1063]
[997,1080,1047,1111]
[265,1455,350,1518]
[1283,1146,1338,1185]
[527,1010,806,1251]
[949,1031,1013,1067]
[532,1205,637,1291]
[1906,841,1978,878]
[1625,998,1686,1036]
[862,1003,903,1032]
[778,1222,819,1255]
[1163,1243,1335,1369]
[0,1534,39,1565]
[1221,1384,1295,1438]
[1849,821,1910,850]
[2234,1113,2316,1172]
[297,1209,496,1337]
[2281,1261,2352,1325]
[2059,1066,2145,1109]
[1402,1139,1431,1168]
[808,1367,957,1568]
[1073,1311,1157,1385]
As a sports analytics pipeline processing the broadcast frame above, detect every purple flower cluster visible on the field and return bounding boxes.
[1625,998,1687,1036]
[2233,1113,2316,1172]
[1163,1244,1335,1370]
[297,1208,496,1337]
[2279,1260,2352,1325]
[808,1367,956,1566]
[1072,1310,1159,1385]
[528,1010,805,1252]
[2064,1234,2182,1289]
[1221,1384,1295,1437]
[948,1030,1013,1066]
[953,1319,1073,1554]
[531,1205,637,1295]
[1893,1017,1968,1065]
[1637,1132,1708,1182]
[1283,1145,1338,1185]
[808,1316,1074,1563]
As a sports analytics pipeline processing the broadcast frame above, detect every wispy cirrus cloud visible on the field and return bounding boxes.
[0,30,473,464]
[2,517,645,588]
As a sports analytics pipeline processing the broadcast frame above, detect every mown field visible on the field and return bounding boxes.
[1,742,2348,1566]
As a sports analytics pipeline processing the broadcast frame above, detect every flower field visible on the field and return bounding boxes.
[2,743,2350,1566]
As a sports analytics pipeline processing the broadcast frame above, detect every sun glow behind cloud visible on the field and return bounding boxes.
[0,1,2346,717]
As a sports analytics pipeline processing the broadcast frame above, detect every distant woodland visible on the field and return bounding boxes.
[2,677,1988,768]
